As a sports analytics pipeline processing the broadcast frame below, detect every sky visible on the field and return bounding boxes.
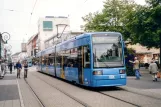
[0,0,146,54]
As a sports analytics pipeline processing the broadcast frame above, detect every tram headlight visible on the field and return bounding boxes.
[119,69,125,74]
[93,70,103,75]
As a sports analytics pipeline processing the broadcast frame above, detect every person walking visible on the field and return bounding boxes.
[129,57,140,80]
[9,62,13,74]
[16,61,22,78]
[24,61,28,78]
[1,61,6,78]
[149,60,158,81]
[0,61,1,77]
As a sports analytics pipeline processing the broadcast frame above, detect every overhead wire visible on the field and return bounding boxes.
[26,0,38,36]
[0,8,31,14]
[3,0,38,43]
[57,0,88,37]
[60,0,88,24]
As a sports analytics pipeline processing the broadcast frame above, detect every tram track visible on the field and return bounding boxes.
[30,71,161,107]
[24,78,46,107]
[96,87,161,107]
[98,86,161,101]
[97,91,140,107]
[120,87,161,101]
[33,72,140,107]
[23,68,161,107]
[26,73,91,107]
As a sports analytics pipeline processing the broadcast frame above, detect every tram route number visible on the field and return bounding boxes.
[109,75,115,79]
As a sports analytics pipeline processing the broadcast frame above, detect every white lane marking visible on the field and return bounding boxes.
[17,79,25,107]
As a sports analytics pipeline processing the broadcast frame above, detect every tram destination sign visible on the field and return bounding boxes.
[92,36,120,44]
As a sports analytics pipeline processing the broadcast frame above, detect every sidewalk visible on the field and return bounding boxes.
[122,67,161,99]
[0,69,41,107]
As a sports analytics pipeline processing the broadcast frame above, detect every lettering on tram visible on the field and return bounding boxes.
[36,32,126,87]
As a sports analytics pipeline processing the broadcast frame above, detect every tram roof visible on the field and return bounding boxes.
[84,32,121,35]
[36,32,122,56]
[56,32,121,46]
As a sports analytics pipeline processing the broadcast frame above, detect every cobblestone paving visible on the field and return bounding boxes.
[29,72,135,107]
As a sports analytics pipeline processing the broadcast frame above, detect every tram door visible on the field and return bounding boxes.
[78,47,83,84]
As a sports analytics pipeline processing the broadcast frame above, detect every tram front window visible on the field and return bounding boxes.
[92,34,123,68]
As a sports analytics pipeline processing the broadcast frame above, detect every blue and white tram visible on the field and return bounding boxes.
[36,32,126,87]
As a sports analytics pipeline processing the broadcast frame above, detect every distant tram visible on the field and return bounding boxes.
[36,32,126,87]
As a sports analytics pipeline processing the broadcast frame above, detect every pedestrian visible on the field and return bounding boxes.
[149,60,158,81]
[129,57,140,80]
[1,61,6,78]
[16,61,22,78]
[9,62,13,74]
[24,61,28,78]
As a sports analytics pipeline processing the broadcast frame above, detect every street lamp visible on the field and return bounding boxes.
[1,32,10,43]
[0,32,10,60]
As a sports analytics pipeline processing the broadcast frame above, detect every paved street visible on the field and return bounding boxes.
[0,69,41,107]
[1,67,161,107]
[126,67,161,93]
[127,73,161,89]
[1,0,161,106]
[27,67,161,107]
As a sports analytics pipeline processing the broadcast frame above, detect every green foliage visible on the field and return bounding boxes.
[82,0,136,34]
[82,0,161,48]
[125,47,136,76]
[126,64,135,76]
[126,2,161,48]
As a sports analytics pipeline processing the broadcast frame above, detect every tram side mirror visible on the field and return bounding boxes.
[87,46,90,53]
[123,41,126,48]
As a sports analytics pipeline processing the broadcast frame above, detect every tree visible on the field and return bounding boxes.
[82,0,138,76]
[125,1,161,48]
[82,0,137,34]
[125,0,161,66]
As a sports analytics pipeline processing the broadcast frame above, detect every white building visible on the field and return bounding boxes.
[26,16,84,58]
[27,33,38,57]
[12,52,28,63]
[37,16,70,51]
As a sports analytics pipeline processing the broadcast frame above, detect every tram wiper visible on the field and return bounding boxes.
[102,62,110,67]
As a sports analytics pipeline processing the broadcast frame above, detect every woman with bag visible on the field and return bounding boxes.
[149,60,158,81]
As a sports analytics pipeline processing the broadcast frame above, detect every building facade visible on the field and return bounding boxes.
[27,33,38,58]
[37,16,70,51]
[127,43,160,64]
[12,52,28,63]
[26,16,85,58]
[0,34,6,60]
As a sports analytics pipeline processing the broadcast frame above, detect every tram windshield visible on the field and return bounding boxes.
[92,34,123,68]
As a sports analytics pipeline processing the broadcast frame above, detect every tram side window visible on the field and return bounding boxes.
[84,46,90,68]
[45,55,49,66]
[62,50,70,68]
[68,48,78,68]
[38,57,41,65]
[48,54,54,66]
[42,56,46,65]
[37,57,39,65]
[56,52,62,67]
